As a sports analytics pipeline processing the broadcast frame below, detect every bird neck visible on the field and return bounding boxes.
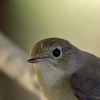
[33,62,79,100]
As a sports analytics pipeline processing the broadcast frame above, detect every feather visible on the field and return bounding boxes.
[70,68,100,100]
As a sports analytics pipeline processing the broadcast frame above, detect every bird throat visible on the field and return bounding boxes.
[33,62,79,100]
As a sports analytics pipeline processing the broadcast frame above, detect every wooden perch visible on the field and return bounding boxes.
[0,32,44,100]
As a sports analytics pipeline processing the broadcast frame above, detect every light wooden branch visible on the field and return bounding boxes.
[0,32,44,100]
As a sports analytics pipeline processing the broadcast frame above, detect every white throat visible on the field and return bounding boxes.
[34,61,64,86]
[33,61,78,100]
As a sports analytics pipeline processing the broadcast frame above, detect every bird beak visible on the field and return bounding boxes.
[27,57,44,63]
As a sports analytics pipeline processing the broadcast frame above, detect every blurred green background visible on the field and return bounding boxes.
[1,0,100,55]
[0,0,100,100]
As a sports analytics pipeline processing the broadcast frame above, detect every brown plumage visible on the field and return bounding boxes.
[28,37,100,100]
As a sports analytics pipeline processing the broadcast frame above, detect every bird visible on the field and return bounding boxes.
[28,37,100,100]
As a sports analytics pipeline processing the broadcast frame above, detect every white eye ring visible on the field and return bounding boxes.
[51,47,62,58]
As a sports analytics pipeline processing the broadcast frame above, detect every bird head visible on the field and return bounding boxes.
[28,37,76,70]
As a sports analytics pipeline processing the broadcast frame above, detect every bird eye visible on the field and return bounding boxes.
[52,47,62,58]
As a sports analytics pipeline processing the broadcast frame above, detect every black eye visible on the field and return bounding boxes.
[52,48,62,57]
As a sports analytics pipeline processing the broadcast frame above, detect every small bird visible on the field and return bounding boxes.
[28,37,100,100]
